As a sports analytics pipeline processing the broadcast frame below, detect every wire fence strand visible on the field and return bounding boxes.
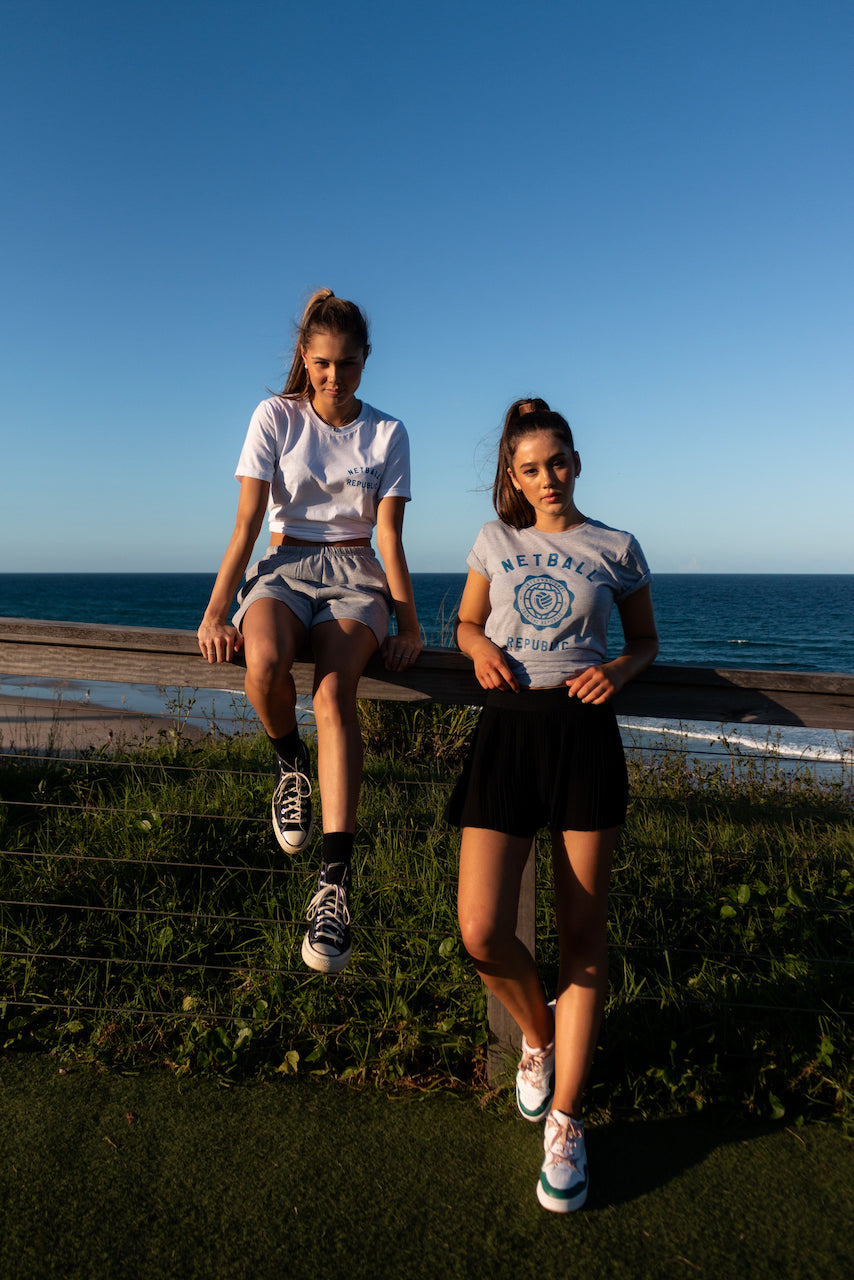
[2,713,852,1105]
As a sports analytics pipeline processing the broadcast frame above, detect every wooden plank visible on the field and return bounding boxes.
[2,619,854,728]
[612,668,854,730]
[0,619,201,653]
[0,641,248,693]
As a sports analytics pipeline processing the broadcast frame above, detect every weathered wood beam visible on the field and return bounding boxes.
[1,619,852,729]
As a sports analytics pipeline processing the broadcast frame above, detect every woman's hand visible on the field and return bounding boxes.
[381,629,423,671]
[454,570,519,692]
[565,663,624,704]
[469,636,520,692]
[197,620,244,664]
[567,586,659,703]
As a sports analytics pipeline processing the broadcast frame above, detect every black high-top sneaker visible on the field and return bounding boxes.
[301,861,352,973]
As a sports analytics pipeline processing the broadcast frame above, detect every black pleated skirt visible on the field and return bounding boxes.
[446,687,628,836]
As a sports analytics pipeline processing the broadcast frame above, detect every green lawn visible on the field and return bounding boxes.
[1,1055,851,1280]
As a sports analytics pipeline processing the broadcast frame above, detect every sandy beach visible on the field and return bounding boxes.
[0,692,208,754]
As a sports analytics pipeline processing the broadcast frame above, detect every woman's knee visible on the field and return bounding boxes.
[244,646,295,701]
[458,907,516,966]
[312,671,359,725]
[557,918,609,970]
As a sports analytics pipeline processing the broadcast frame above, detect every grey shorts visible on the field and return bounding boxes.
[233,545,392,645]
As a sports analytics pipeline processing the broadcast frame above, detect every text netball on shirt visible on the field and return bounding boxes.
[500,552,598,581]
[346,466,381,490]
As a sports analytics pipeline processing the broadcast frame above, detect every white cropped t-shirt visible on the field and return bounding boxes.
[235,396,411,540]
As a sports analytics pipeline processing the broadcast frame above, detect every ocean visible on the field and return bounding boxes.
[1,572,852,772]
[2,571,853,670]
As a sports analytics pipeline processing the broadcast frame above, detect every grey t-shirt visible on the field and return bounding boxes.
[467,518,651,688]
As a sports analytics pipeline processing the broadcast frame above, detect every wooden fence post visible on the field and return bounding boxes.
[486,838,537,1084]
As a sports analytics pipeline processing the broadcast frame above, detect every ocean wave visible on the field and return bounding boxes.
[619,717,853,765]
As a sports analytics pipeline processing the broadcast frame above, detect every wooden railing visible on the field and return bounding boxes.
[3,617,853,727]
[3,618,853,1077]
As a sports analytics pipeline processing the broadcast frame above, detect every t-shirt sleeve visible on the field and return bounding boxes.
[234,400,279,482]
[466,527,491,579]
[377,420,411,502]
[614,535,652,602]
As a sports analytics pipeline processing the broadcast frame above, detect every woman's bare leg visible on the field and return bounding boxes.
[458,828,553,1050]
[309,618,378,833]
[550,827,618,1117]
[239,598,307,738]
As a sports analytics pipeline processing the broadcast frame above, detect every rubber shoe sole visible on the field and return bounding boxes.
[300,932,352,974]
[537,1171,589,1213]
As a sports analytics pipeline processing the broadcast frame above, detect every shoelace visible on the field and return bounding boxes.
[305,883,350,944]
[273,769,311,825]
[545,1117,585,1168]
[519,1041,554,1084]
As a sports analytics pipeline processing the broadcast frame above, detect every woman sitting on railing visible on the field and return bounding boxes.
[198,289,421,975]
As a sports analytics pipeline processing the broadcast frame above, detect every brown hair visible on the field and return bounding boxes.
[493,398,576,528]
[280,289,371,398]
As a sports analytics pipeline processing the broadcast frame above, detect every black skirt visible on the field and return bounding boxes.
[446,687,628,836]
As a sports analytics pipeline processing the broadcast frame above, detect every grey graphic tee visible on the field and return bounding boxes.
[467,519,651,688]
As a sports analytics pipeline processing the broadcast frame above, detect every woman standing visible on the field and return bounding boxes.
[448,398,658,1211]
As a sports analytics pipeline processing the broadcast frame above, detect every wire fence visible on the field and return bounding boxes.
[1,709,852,1113]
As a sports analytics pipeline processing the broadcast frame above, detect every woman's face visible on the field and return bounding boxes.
[508,430,582,530]
[302,329,367,421]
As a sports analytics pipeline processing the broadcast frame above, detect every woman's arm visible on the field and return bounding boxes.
[455,568,520,692]
[565,583,659,704]
[197,477,269,663]
[375,495,422,671]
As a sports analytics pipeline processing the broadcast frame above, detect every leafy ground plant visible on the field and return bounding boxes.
[1,702,851,1126]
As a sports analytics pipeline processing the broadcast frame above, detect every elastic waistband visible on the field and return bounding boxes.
[484,686,612,715]
[484,687,568,712]
[270,534,371,548]
[267,543,376,559]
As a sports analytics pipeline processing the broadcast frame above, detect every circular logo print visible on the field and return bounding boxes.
[514,575,574,631]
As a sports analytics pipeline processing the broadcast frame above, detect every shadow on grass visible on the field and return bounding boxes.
[585,1110,784,1210]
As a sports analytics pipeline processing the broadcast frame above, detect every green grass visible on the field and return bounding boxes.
[1,1054,852,1280]
[1,702,852,1127]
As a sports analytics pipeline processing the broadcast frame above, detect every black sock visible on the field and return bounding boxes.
[268,728,302,769]
[322,832,354,872]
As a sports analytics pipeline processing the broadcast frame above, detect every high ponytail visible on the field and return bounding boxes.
[493,398,575,528]
[280,289,371,398]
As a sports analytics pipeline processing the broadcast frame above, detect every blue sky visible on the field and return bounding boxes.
[2,0,852,577]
